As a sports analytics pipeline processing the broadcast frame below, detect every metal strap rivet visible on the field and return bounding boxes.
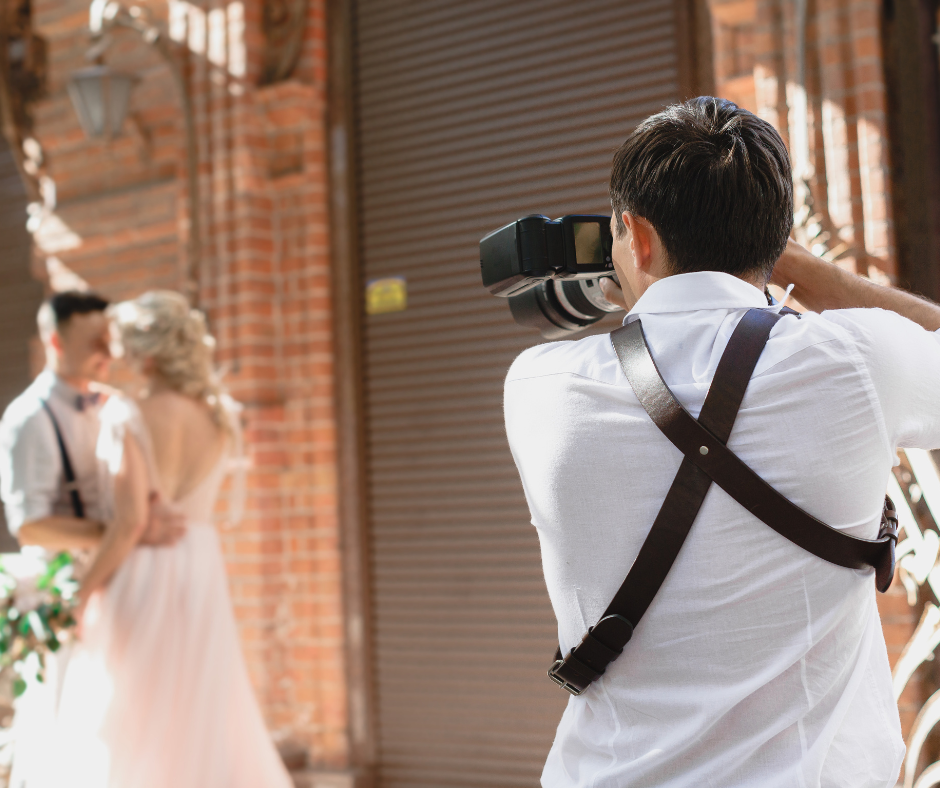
[699,446,708,455]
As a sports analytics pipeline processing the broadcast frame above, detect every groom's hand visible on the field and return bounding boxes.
[138,492,186,546]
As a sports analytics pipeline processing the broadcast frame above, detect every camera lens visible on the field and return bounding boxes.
[508,277,622,340]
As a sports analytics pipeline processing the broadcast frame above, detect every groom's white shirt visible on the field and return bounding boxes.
[0,369,105,534]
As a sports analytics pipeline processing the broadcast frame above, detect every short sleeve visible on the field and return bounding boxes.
[97,394,157,474]
[822,308,940,451]
[0,407,61,535]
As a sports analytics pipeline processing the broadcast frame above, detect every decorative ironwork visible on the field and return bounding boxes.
[261,0,308,85]
[0,0,46,199]
[1,0,44,134]
[890,449,940,787]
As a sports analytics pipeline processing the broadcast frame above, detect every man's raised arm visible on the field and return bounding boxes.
[772,240,940,332]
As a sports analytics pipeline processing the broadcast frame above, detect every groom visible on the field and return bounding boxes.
[0,290,184,551]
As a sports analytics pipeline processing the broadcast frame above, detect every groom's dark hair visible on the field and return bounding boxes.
[50,291,110,323]
[38,290,110,338]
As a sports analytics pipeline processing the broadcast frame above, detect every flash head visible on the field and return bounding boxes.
[480,214,615,297]
[480,214,622,339]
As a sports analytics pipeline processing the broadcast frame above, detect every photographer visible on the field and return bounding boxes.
[504,97,940,787]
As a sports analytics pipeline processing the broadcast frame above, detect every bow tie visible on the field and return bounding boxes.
[74,392,102,412]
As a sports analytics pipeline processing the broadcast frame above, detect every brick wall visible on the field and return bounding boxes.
[27,0,347,771]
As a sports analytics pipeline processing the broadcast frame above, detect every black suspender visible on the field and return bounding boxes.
[547,308,899,697]
[40,400,86,519]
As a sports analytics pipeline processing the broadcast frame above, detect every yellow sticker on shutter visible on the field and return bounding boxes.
[365,277,407,315]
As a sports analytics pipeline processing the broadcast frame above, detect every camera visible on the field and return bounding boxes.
[480,214,623,339]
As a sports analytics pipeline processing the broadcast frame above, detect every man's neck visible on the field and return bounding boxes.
[48,365,91,394]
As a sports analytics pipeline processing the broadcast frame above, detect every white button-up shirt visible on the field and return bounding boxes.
[0,370,105,534]
[504,271,934,788]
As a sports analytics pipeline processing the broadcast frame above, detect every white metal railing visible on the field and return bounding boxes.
[890,449,940,788]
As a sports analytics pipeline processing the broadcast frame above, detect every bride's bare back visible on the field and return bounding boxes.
[137,390,226,502]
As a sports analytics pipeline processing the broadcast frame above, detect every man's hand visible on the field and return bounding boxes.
[138,492,186,547]
[600,276,638,312]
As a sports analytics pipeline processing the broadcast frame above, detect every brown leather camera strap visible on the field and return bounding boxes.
[548,308,783,695]
[548,308,898,697]
[614,312,898,585]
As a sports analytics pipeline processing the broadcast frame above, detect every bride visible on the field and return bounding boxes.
[30,291,292,788]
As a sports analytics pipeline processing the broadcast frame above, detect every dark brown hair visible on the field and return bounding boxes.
[47,290,110,326]
[609,97,793,282]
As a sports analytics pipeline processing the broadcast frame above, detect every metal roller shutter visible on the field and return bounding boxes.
[0,140,40,549]
[353,2,683,784]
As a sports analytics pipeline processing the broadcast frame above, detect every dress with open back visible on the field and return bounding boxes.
[23,395,292,788]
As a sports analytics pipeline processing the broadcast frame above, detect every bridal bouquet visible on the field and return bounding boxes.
[0,552,79,696]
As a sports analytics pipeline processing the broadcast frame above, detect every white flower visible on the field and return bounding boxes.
[12,577,45,614]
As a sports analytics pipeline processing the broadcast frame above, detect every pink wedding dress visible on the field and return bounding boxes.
[20,397,293,788]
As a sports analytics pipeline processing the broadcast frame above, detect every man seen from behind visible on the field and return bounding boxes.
[504,97,940,787]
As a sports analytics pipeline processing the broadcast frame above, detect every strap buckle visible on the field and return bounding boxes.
[875,495,899,593]
[547,615,633,696]
[879,495,899,542]
[548,658,586,696]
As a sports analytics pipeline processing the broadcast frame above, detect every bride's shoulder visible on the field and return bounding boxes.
[96,394,148,468]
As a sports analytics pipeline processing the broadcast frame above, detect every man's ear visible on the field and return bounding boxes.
[623,212,654,273]
[48,330,63,355]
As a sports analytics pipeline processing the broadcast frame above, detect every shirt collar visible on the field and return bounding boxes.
[40,370,102,412]
[627,271,769,317]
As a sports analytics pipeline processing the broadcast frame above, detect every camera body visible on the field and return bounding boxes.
[480,214,623,339]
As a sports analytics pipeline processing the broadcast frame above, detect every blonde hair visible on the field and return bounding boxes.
[110,291,231,432]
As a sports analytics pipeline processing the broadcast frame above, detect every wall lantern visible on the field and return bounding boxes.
[67,65,137,139]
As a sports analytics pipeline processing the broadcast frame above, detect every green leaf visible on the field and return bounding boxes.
[37,552,72,590]
[13,678,26,697]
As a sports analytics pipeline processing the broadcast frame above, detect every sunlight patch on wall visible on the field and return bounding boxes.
[169,1,246,79]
